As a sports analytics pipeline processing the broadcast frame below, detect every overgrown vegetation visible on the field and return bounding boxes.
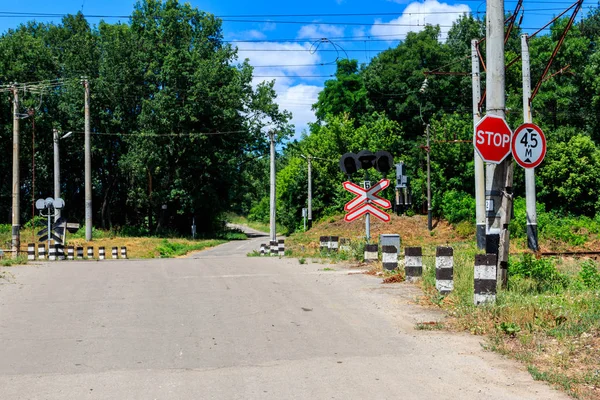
[155,239,226,258]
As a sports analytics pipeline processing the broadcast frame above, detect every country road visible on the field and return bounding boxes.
[0,233,568,399]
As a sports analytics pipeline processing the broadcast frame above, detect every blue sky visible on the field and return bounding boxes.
[1,0,597,135]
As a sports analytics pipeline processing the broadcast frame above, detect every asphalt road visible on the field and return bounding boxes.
[0,238,568,399]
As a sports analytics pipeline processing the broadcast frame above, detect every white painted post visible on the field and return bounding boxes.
[382,245,398,270]
[405,247,423,282]
[435,246,454,294]
[474,254,497,304]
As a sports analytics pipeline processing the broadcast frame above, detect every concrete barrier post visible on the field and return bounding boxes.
[339,238,351,252]
[329,236,339,252]
[270,241,278,256]
[260,244,266,256]
[278,239,285,257]
[319,236,329,252]
[435,246,454,294]
[87,246,94,259]
[474,254,497,305]
[77,247,84,259]
[404,247,423,282]
[27,243,35,261]
[99,247,105,260]
[48,245,57,261]
[38,244,46,260]
[382,245,398,270]
[112,247,118,259]
[57,244,65,260]
[121,247,127,259]
[67,246,75,260]
[364,244,378,262]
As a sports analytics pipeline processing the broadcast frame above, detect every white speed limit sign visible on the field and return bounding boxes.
[511,123,547,169]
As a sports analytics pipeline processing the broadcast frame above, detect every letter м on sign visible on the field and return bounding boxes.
[473,115,513,164]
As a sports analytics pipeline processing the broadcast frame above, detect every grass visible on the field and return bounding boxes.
[0,255,28,267]
[155,239,226,258]
[225,213,284,234]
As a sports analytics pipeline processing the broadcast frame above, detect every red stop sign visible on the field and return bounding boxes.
[474,115,513,164]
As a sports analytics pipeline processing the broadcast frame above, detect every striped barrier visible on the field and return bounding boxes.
[260,243,266,256]
[329,236,339,252]
[28,243,35,261]
[382,245,398,270]
[405,247,423,281]
[99,247,106,260]
[57,244,65,261]
[87,246,94,259]
[121,247,127,259]
[77,247,84,259]
[67,246,75,260]
[49,245,57,261]
[339,238,351,252]
[278,239,285,257]
[38,244,46,260]
[364,244,378,262]
[319,236,329,252]
[112,247,118,259]
[270,241,278,256]
[435,246,454,294]
[474,254,497,305]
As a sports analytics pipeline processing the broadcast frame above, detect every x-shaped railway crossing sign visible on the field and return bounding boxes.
[343,179,391,222]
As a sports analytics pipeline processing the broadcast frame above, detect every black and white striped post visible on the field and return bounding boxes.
[77,247,84,259]
[48,245,57,261]
[364,244,378,262]
[382,245,398,270]
[404,247,423,282]
[121,247,127,259]
[27,243,35,261]
[67,246,75,260]
[278,239,285,257]
[270,241,278,256]
[339,238,351,252]
[99,247,106,260]
[57,244,65,260]
[474,254,497,305]
[38,244,46,260]
[329,236,339,252]
[319,236,329,252]
[112,247,118,259]
[260,244,266,256]
[435,246,454,294]
[87,246,94,259]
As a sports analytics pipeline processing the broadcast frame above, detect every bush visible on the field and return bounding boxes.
[509,254,569,293]
[579,259,600,289]
[440,190,475,224]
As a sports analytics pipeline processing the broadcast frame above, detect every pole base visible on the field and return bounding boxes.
[476,224,486,249]
[485,233,500,255]
[527,224,539,252]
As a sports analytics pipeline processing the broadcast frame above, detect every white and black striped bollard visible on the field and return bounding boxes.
[435,246,454,294]
[48,245,57,261]
[404,247,423,282]
[382,245,398,270]
[474,254,497,305]
[121,247,127,259]
[27,243,35,261]
[77,247,84,259]
[319,236,329,252]
[278,239,285,257]
[38,244,46,260]
[99,247,106,260]
[329,236,339,252]
[364,244,378,262]
[57,244,65,260]
[87,246,94,259]
[67,246,75,260]
[339,238,351,252]
[112,247,118,259]
[260,243,266,256]
[270,241,278,256]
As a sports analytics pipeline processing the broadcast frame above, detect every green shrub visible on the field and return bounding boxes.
[509,254,569,293]
[579,259,600,289]
[440,190,475,224]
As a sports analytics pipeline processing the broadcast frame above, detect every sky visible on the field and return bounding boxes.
[1,0,597,137]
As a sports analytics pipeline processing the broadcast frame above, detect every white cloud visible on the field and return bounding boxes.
[276,84,321,136]
[297,24,345,39]
[371,0,471,41]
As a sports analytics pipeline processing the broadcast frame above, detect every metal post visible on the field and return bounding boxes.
[522,34,538,251]
[426,124,432,231]
[53,129,61,221]
[269,131,276,242]
[47,208,51,253]
[365,173,371,242]
[11,84,20,257]
[84,79,92,241]
[307,155,312,229]
[472,39,485,249]
[486,0,511,288]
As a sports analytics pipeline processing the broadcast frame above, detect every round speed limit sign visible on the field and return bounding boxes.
[511,123,547,168]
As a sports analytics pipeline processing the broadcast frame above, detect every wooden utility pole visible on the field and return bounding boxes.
[486,0,512,288]
[11,84,20,257]
[84,78,92,241]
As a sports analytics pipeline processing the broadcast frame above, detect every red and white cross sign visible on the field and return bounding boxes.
[343,179,391,222]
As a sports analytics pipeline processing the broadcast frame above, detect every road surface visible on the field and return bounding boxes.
[0,236,567,399]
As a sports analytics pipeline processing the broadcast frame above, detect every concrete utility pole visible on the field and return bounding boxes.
[269,131,276,242]
[426,124,432,231]
[11,84,20,257]
[486,0,512,288]
[84,78,92,241]
[472,39,485,249]
[53,129,61,221]
[307,155,312,229]
[521,34,538,251]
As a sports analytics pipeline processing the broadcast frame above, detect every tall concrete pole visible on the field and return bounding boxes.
[11,85,20,257]
[522,34,538,251]
[426,124,432,231]
[486,0,512,288]
[53,129,61,221]
[269,131,276,242]
[84,79,92,241]
[307,156,312,229]
[472,39,485,249]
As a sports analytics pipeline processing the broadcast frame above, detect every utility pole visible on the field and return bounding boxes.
[84,78,92,241]
[521,34,538,251]
[472,39,485,249]
[307,155,312,229]
[269,131,276,242]
[426,124,432,231]
[53,129,61,221]
[11,84,20,257]
[486,0,512,288]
